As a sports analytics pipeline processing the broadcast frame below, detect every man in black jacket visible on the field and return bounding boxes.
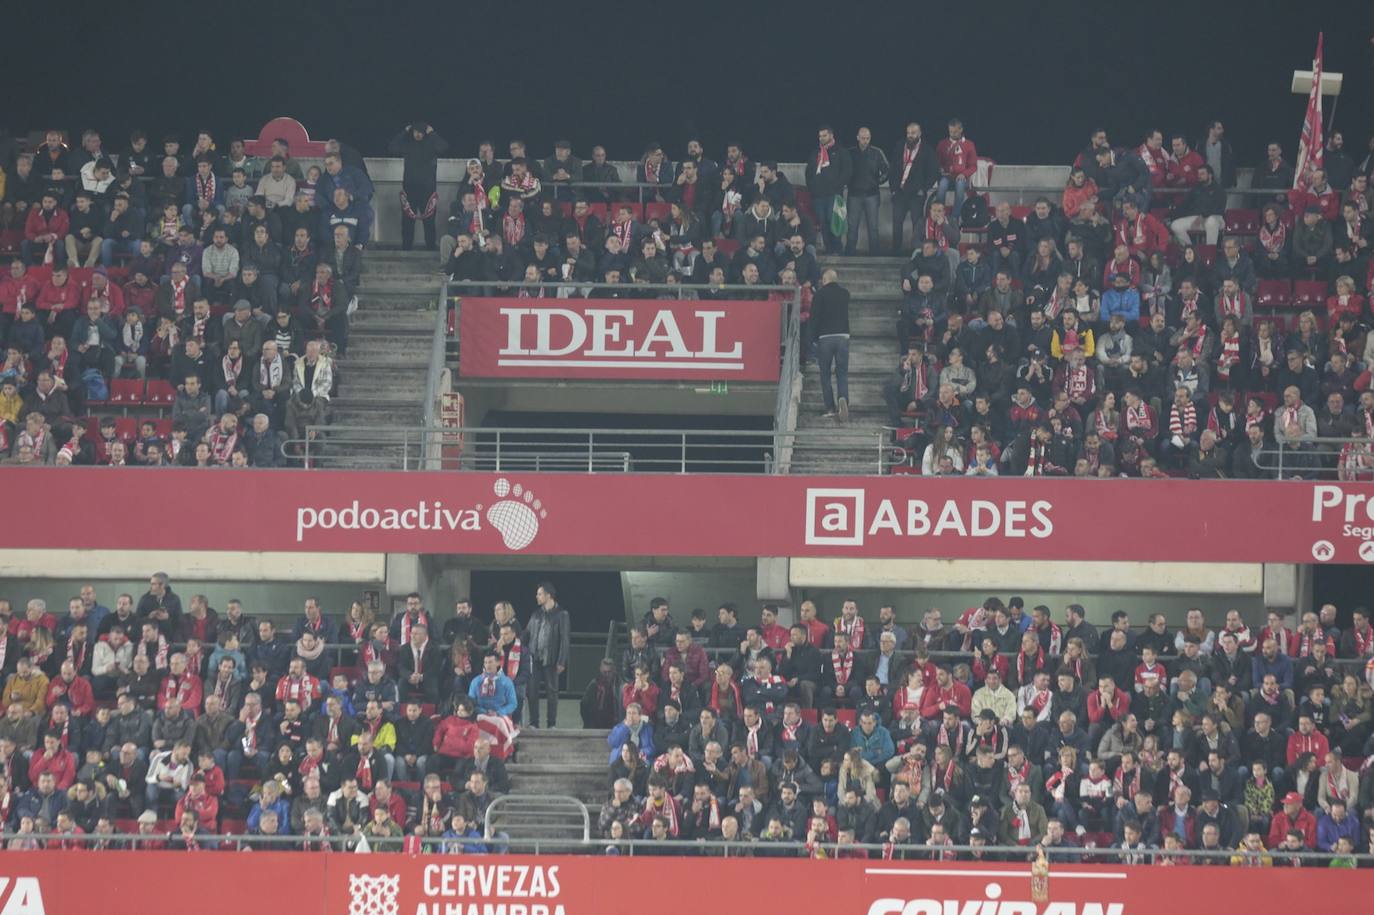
[805,126,852,255]
[390,123,449,250]
[525,582,571,728]
[846,127,888,256]
[891,122,938,255]
[1169,165,1226,247]
[779,625,822,709]
[811,269,851,421]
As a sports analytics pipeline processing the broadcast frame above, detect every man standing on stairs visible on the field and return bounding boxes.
[390,122,449,252]
[525,582,570,729]
[811,269,851,422]
[805,126,852,256]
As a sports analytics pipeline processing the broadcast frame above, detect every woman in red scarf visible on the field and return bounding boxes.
[1255,204,1291,280]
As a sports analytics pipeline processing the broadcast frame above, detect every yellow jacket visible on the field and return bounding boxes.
[0,391,22,425]
[2,671,49,716]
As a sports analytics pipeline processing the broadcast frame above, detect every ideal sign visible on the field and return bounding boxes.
[458,297,781,381]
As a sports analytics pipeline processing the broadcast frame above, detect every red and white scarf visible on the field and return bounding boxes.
[500,639,522,680]
[642,795,679,836]
[1351,625,1374,658]
[1217,334,1240,378]
[309,280,333,315]
[900,141,922,187]
[243,712,261,753]
[356,753,373,790]
[924,217,949,251]
[1218,292,1244,320]
[170,277,188,316]
[502,212,525,247]
[195,173,217,204]
[1259,222,1286,255]
[830,650,854,686]
[1066,365,1091,401]
[834,615,865,649]
[816,141,834,171]
[1168,402,1197,437]
[1017,649,1046,685]
[644,158,661,184]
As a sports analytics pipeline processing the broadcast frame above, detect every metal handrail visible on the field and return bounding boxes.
[483,793,591,843]
[421,275,449,433]
[3,830,1365,861]
[443,278,798,296]
[772,289,804,474]
[1258,435,1374,481]
[283,425,892,473]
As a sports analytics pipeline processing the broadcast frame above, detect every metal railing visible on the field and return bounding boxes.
[421,275,450,435]
[1258,435,1374,481]
[281,425,901,473]
[484,793,591,843]
[2,829,1364,863]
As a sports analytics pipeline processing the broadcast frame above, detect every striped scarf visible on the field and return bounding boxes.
[830,650,854,685]
[1168,402,1197,437]
[1259,221,1286,255]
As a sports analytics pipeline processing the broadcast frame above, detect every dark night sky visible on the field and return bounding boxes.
[4,1,1370,168]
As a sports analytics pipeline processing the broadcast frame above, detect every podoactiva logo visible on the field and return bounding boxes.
[295,478,549,551]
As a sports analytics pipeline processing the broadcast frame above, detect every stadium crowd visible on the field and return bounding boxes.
[586,595,1374,863]
[0,129,372,467]
[2,121,1374,475]
[1,571,1374,863]
[0,573,555,852]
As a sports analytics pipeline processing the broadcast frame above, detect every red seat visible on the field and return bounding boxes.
[1010,205,1032,220]
[144,379,176,406]
[153,418,173,437]
[794,189,814,222]
[82,416,101,438]
[114,417,137,441]
[219,818,247,835]
[715,238,741,257]
[1225,208,1259,235]
[108,377,145,406]
[1196,244,1217,268]
[583,203,608,221]
[643,202,671,224]
[392,781,420,794]
[419,703,436,717]
[557,202,573,218]
[1255,279,1292,310]
[799,708,818,724]
[1292,279,1327,309]
[835,709,857,727]
[114,819,139,834]
[329,665,358,683]
[1249,391,1279,411]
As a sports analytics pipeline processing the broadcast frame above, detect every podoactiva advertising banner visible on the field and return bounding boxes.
[4,469,1374,562]
[0,852,1366,914]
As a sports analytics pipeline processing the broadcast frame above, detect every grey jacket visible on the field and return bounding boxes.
[525,605,571,668]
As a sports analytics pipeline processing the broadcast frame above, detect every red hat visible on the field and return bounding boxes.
[1282,791,1303,805]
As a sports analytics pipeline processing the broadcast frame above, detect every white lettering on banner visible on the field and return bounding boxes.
[865,882,1122,915]
[805,489,1053,547]
[1311,486,1374,552]
[416,865,564,915]
[494,307,746,371]
[0,878,46,915]
[296,501,482,542]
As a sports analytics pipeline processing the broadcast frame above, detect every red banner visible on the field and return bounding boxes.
[457,297,781,381]
[0,851,1368,915]
[4,468,1374,563]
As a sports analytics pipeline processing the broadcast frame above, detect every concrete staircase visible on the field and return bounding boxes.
[792,256,905,474]
[324,249,444,469]
[508,728,610,807]
[495,728,610,847]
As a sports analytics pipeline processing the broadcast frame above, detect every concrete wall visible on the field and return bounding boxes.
[0,577,375,623]
[620,567,760,628]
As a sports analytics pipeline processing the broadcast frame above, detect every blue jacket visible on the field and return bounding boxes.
[1316,812,1359,851]
[607,721,656,764]
[850,723,896,767]
[247,796,291,834]
[468,672,517,717]
[441,827,487,854]
[318,166,374,203]
[322,199,372,247]
[183,175,225,210]
[1102,287,1141,322]
[1251,653,1293,692]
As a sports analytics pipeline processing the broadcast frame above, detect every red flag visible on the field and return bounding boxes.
[1293,33,1324,190]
